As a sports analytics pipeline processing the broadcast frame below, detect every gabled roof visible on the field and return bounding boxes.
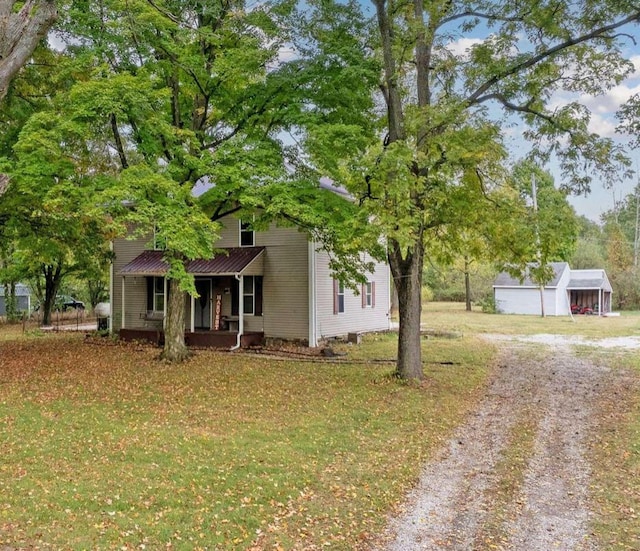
[119,247,265,276]
[493,262,569,288]
[566,269,612,291]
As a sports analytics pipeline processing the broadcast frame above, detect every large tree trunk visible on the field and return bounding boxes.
[41,263,61,325]
[161,277,189,362]
[0,1,58,101]
[464,257,472,312]
[389,241,424,381]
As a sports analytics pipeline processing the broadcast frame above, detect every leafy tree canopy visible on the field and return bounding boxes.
[294,0,638,378]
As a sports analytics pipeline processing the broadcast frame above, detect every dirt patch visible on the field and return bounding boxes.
[487,333,640,349]
[372,338,625,550]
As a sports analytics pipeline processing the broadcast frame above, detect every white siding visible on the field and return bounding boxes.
[259,227,309,340]
[111,233,154,331]
[495,287,567,316]
[215,215,310,339]
[554,267,572,315]
[112,214,392,342]
[314,250,391,339]
[494,264,572,316]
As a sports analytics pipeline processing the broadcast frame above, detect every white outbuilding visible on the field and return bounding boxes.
[493,262,612,316]
[0,283,31,316]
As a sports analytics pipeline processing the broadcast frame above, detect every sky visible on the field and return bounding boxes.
[535,51,640,223]
[448,31,640,224]
[562,53,640,222]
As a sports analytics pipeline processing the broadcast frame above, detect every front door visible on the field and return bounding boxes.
[194,279,211,330]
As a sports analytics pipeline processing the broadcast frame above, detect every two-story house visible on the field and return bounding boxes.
[110,215,391,348]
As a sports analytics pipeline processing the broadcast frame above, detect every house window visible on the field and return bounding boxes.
[362,281,375,308]
[238,276,263,316]
[153,277,165,311]
[243,276,255,314]
[333,280,345,314]
[146,277,165,313]
[240,220,254,247]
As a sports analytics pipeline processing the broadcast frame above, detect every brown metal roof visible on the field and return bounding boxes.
[119,247,265,276]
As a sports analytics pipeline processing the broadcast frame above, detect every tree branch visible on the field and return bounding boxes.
[473,92,558,126]
[438,9,528,29]
[0,0,58,101]
[110,113,129,169]
[466,11,640,106]
[145,0,181,24]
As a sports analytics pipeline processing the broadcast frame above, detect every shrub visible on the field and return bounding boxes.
[477,295,498,314]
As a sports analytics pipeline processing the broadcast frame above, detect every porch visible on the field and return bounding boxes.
[117,247,266,347]
[119,328,264,348]
[567,270,613,316]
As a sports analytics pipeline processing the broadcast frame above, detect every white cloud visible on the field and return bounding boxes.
[581,82,640,114]
[587,112,617,137]
[445,37,484,58]
[277,46,297,64]
[628,54,640,77]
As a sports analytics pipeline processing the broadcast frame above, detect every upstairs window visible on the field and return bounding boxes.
[333,280,345,314]
[240,220,254,247]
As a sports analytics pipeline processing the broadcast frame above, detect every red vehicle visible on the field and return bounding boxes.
[571,304,594,315]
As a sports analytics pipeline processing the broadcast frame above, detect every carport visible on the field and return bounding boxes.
[566,269,613,315]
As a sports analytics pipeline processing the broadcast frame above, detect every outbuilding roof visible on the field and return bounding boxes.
[493,262,569,288]
[119,247,265,276]
[0,283,31,297]
[566,269,612,291]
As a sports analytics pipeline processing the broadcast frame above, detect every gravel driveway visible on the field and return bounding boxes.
[373,335,631,551]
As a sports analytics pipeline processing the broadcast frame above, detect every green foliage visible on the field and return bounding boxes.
[478,294,498,314]
[425,259,497,302]
[569,217,607,270]
[596,188,640,309]
[495,161,578,286]
[0,93,115,323]
[294,0,640,377]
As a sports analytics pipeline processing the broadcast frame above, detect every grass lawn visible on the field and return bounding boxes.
[585,348,640,550]
[0,325,493,550]
[2,303,640,549]
[421,300,640,338]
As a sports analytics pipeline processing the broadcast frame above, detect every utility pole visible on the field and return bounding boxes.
[532,174,545,317]
[634,184,640,268]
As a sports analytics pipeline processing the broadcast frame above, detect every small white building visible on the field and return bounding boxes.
[493,263,612,316]
[0,283,31,316]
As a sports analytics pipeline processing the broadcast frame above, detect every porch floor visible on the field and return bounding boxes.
[119,329,264,348]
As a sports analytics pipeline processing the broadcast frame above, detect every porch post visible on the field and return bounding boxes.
[238,275,244,335]
[599,288,602,316]
[190,294,195,333]
[121,276,126,329]
[163,277,167,329]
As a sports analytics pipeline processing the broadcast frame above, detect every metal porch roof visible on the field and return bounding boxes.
[493,262,569,288]
[119,247,265,276]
